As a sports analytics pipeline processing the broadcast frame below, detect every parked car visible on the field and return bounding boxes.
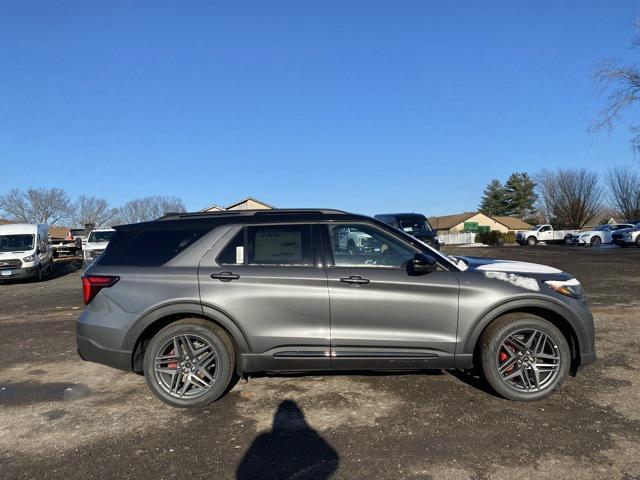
[83,228,116,268]
[375,213,440,249]
[573,224,635,246]
[612,222,640,247]
[0,223,53,281]
[77,209,596,408]
[516,224,579,245]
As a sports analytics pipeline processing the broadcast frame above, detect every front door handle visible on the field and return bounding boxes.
[210,271,240,282]
[340,275,370,285]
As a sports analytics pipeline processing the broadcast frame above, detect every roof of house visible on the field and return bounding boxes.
[491,216,533,230]
[200,197,274,212]
[428,212,477,230]
[0,218,11,225]
[225,197,274,210]
[200,203,224,212]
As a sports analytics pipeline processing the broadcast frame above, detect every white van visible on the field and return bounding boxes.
[0,223,53,281]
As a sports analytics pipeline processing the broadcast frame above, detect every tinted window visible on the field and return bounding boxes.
[327,224,415,267]
[217,230,245,265]
[246,225,313,265]
[399,219,432,234]
[98,229,210,266]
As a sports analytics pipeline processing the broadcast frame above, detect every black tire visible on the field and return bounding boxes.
[636,237,640,248]
[564,235,573,245]
[527,236,537,246]
[143,319,235,408]
[479,313,570,401]
[590,236,602,247]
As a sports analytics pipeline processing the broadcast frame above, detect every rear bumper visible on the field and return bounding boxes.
[76,335,131,371]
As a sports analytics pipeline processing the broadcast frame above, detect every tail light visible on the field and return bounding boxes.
[82,275,119,305]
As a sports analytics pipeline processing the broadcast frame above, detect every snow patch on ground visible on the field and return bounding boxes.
[483,271,540,291]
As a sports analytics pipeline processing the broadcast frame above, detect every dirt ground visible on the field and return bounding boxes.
[1,247,639,480]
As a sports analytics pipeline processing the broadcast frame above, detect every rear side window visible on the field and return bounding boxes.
[217,225,313,266]
[98,229,210,266]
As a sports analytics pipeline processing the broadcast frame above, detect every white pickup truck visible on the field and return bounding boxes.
[516,224,579,246]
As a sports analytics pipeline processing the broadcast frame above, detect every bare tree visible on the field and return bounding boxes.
[536,168,603,228]
[117,196,186,224]
[605,165,640,221]
[592,20,640,151]
[0,188,74,225]
[73,196,118,228]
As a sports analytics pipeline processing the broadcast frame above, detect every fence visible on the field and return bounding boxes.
[438,232,477,245]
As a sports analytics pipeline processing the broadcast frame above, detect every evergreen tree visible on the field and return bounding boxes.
[479,179,509,215]
[504,172,537,219]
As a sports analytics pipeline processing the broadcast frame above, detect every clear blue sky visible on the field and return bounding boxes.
[1,1,639,216]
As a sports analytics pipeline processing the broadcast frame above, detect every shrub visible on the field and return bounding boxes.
[475,230,517,245]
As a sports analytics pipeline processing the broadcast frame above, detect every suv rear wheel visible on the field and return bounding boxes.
[143,319,235,408]
[479,313,570,401]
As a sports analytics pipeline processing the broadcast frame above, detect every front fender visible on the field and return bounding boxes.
[459,295,593,358]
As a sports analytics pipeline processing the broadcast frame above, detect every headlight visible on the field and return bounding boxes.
[545,278,583,298]
[23,255,34,262]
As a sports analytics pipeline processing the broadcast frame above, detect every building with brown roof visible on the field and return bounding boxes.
[428,212,532,234]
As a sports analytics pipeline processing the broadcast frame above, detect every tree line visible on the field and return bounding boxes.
[479,166,640,228]
[0,188,186,227]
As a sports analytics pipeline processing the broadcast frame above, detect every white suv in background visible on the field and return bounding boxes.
[576,224,634,246]
[83,228,116,268]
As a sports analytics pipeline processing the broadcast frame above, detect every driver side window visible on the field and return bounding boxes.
[327,224,415,268]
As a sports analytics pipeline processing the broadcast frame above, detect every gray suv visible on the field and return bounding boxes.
[77,209,596,408]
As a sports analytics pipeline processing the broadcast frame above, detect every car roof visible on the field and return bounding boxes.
[115,209,378,232]
[375,213,426,219]
[0,223,44,235]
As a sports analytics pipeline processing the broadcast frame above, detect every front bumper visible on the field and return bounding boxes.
[0,265,38,280]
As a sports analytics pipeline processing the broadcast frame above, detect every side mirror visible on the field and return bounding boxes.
[407,253,437,275]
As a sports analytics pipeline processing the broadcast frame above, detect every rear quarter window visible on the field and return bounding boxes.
[97,229,210,266]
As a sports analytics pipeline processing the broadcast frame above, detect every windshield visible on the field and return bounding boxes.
[88,231,115,243]
[594,225,607,231]
[530,225,543,230]
[0,234,35,252]
[399,219,433,234]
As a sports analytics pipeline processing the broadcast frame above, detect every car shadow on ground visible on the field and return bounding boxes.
[236,399,339,480]
[51,258,83,280]
[250,368,501,398]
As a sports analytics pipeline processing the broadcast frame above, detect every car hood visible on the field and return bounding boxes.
[84,241,109,250]
[458,256,563,274]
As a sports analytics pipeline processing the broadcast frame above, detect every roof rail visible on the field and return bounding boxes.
[157,208,348,221]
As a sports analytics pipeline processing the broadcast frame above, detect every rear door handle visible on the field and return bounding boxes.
[340,275,370,285]
[210,271,240,282]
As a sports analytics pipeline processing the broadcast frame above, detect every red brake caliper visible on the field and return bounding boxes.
[499,349,515,373]
[167,348,178,369]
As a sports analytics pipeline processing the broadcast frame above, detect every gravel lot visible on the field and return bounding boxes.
[1,247,639,479]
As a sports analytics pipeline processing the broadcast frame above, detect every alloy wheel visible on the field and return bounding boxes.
[496,328,561,392]
[153,334,219,399]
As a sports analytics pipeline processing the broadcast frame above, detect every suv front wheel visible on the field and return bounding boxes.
[143,319,235,408]
[479,314,570,401]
